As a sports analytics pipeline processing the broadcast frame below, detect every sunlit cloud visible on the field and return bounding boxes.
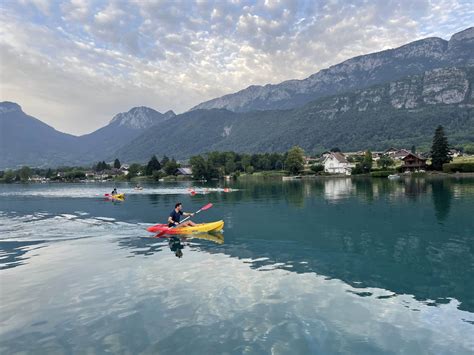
[0,0,472,135]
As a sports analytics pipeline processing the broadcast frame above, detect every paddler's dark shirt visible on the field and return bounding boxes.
[169,209,183,227]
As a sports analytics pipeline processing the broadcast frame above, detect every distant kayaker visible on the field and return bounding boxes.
[168,202,195,227]
[111,188,118,196]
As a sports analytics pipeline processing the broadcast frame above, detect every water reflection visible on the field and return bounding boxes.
[118,232,225,259]
[0,240,45,270]
[431,179,453,222]
[169,236,185,258]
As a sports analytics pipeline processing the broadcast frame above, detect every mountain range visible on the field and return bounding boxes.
[0,27,473,169]
[0,105,175,168]
[191,27,474,112]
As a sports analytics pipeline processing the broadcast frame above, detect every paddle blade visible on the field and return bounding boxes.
[104,193,110,196]
[200,203,213,211]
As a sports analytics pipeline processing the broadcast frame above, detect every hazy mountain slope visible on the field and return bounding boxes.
[0,102,80,169]
[116,66,474,160]
[0,104,176,169]
[79,106,175,160]
[191,27,474,113]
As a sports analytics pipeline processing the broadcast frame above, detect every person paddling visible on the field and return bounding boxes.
[168,202,196,227]
[111,187,118,196]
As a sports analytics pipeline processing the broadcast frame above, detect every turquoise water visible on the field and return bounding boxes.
[0,177,473,354]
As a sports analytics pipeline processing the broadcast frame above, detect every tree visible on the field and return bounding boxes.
[3,170,15,183]
[164,159,179,175]
[330,147,341,152]
[160,155,170,166]
[285,146,305,175]
[128,163,142,178]
[224,153,236,174]
[431,125,451,170]
[114,158,121,169]
[95,161,110,172]
[146,155,161,175]
[19,166,32,181]
[378,155,394,169]
[190,155,208,179]
[310,164,324,173]
[361,150,373,173]
[411,145,416,154]
[45,168,53,179]
[464,143,474,155]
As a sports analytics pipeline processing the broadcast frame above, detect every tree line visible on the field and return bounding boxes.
[189,147,308,180]
[0,125,467,183]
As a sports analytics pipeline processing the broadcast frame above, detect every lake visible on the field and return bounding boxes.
[0,177,473,354]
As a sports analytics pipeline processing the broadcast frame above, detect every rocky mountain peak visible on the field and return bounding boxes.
[163,110,176,119]
[450,26,474,43]
[110,106,172,129]
[190,26,473,113]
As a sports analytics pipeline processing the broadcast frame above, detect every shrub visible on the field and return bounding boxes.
[442,163,474,173]
[351,164,365,175]
[310,164,324,173]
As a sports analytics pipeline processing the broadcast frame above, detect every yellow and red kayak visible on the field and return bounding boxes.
[147,220,224,235]
[105,193,125,200]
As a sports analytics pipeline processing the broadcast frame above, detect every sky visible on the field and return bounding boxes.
[0,0,473,135]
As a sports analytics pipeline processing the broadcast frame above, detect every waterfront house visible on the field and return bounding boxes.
[176,167,192,176]
[449,149,462,158]
[323,152,353,175]
[401,153,427,172]
[119,165,129,176]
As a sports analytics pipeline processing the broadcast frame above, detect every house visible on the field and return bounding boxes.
[401,153,427,172]
[384,147,399,155]
[85,171,96,178]
[386,149,410,160]
[384,148,411,160]
[28,175,45,182]
[449,149,462,158]
[176,167,192,176]
[371,151,384,160]
[119,165,129,176]
[323,152,353,175]
[304,156,320,166]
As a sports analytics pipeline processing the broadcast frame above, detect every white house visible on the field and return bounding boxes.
[323,152,353,175]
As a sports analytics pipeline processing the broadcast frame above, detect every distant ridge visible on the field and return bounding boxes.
[1,27,473,168]
[0,103,175,169]
[191,27,474,113]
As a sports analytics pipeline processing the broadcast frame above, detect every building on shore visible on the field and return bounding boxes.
[401,153,427,172]
[323,152,353,175]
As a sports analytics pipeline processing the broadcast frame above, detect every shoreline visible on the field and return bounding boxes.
[1,172,474,185]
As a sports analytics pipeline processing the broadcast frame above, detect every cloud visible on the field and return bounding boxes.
[0,0,473,135]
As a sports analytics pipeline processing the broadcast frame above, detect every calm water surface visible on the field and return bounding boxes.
[0,177,473,354]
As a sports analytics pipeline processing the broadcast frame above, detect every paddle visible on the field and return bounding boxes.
[154,203,213,237]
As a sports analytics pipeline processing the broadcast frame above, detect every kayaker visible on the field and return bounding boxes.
[111,187,118,196]
[168,202,196,227]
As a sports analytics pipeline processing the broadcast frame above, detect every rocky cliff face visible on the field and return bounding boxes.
[117,66,474,161]
[191,27,474,113]
[110,106,175,129]
[297,66,472,119]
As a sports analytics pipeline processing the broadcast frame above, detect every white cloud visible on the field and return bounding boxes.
[0,0,473,135]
